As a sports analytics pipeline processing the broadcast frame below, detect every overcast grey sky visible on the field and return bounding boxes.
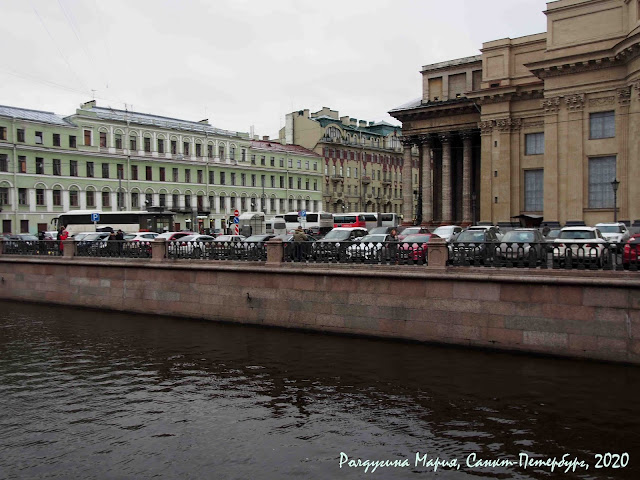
[0,0,548,137]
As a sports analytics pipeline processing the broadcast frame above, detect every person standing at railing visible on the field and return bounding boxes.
[293,225,308,262]
[389,228,399,264]
[115,230,124,255]
[58,229,68,253]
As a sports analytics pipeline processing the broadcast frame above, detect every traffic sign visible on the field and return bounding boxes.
[301,210,307,218]
[91,213,100,222]
[234,209,240,217]
[233,217,240,224]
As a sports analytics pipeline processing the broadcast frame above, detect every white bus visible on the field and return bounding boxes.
[280,211,333,233]
[52,210,174,236]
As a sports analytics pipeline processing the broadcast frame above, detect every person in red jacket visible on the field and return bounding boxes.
[58,229,69,252]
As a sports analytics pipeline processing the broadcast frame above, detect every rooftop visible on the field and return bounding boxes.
[251,140,321,157]
[0,105,73,126]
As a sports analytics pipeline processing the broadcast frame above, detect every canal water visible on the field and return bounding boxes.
[1,301,639,479]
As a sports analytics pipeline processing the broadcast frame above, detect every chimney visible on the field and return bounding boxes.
[81,100,96,109]
[340,116,350,126]
[350,118,358,126]
[198,119,209,124]
[369,121,374,126]
[359,120,367,127]
[262,135,270,141]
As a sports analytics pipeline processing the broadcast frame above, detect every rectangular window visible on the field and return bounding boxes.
[230,147,235,160]
[35,131,43,144]
[70,160,78,176]
[0,126,6,140]
[218,146,224,159]
[231,173,236,185]
[158,138,165,153]
[117,164,123,180]
[297,177,301,189]
[17,129,25,142]
[172,193,178,208]
[209,171,215,184]
[220,196,226,209]
[270,157,275,167]
[297,160,301,169]
[130,136,137,150]
[100,132,107,148]
[288,159,293,168]
[70,190,78,207]
[289,177,293,189]
[145,193,153,207]
[261,156,266,166]
[279,158,284,167]
[271,176,275,188]
[131,192,139,208]
[35,157,44,174]
[36,188,45,206]
[52,133,60,146]
[102,191,110,207]
[196,144,202,157]
[590,111,615,139]
[159,193,166,207]
[131,165,138,180]
[53,159,61,176]
[524,169,543,211]
[144,137,151,153]
[17,156,25,173]
[84,130,92,146]
[197,170,203,183]
[183,142,190,156]
[220,172,226,185]
[525,133,544,155]
[0,187,10,207]
[69,135,77,148]
[173,168,178,182]
[230,197,236,209]
[86,190,95,207]
[102,163,109,179]
[184,195,191,209]
[53,189,62,206]
[146,166,152,181]
[185,169,191,183]
[249,174,254,187]
[0,154,8,172]
[171,141,177,154]
[208,145,213,158]
[588,156,616,208]
[20,220,29,233]
[115,134,122,149]
[241,149,246,162]
[18,188,27,205]
[160,167,166,181]
[280,176,284,188]
[251,155,256,165]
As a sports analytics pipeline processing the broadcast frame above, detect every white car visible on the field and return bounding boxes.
[595,223,630,245]
[432,225,463,243]
[124,232,159,242]
[466,225,503,241]
[553,226,607,267]
[345,233,390,260]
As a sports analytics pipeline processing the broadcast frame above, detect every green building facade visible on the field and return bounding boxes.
[0,101,323,234]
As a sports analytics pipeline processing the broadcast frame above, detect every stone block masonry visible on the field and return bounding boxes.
[0,257,639,364]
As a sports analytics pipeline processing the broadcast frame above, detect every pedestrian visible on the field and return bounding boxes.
[58,229,68,253]
[542,223,550,237]
[388,228,399,264]
[115,229,124,255]
[108,231,117,255]
[38,230,45,254]
[293,225,308,262]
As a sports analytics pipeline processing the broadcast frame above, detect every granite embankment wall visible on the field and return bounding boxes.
[0,256,639,364]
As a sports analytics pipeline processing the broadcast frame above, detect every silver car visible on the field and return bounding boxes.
[496,228,546,264]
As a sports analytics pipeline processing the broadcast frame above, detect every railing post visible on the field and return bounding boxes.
[266,238,283,265]
[62,239,76,258]
[427,237,447,270]
[151,238,167,262]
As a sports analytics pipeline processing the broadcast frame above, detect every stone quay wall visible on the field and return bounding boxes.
[0,254,639,365]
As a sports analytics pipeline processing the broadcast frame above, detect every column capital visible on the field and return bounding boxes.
[459,130,474,141]
[542,97,561,113]
[400,136,415,147]
[417,135,433,147]
[635,80,640,98]
[495,117,521,132]
[478,120,494,135]
[438,132,451,144]
[617,86,631,106]
[564,93,585,110]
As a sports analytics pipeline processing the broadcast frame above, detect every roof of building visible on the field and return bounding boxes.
[388,98,422,113]
[421,55,482,72]
[0,105,73,126]
[78,106,250,139]
[250,139,321,157]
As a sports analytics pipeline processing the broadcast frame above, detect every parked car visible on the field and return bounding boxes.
[76,232,111,255]
[3,234,39,254]
[552,226,607,267]
[623,234,640,269]
[449,229,500,265]
[595,223,630,250]
[124,232,159,242]
[345,233,391,261]
[398,233,438,263]
[156,231,197,242]
[313,227,368,261]
[466,225,503,240]
[369,226,397,235]
[397,226,430,241]
[495,228,546,264]
[171,234,217,258]
[545,228,562,243]
[432,225,463,243]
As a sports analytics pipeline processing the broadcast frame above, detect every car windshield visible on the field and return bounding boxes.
[244,235,270,242]
[369,227,390,235]
[84,233,106,241]
[194,236,215,241]
[456,231,485,242]
[73,233,89,241]
[180,235,197,242]
[18,235,38,241]
[402,234,430,243]
[433,226,453,235]
[597,225,623,233]
[360,234,387,243]
[322,230,352,241]
[558,230,595,240]
[123,234,136,240]
[503,231,535,242]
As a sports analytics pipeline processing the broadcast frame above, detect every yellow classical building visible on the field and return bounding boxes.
[390,0,640,228]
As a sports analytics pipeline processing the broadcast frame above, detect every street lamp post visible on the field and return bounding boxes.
[611,179,620,223]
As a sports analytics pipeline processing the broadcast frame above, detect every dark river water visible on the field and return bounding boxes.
[1,301,639,479]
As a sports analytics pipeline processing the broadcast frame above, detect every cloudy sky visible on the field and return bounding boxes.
[0,0,548,137]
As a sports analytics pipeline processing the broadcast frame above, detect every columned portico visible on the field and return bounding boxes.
[461,130,473,224]
[439,133,452,224]
[401,139,414,223]
[419,136,433,224]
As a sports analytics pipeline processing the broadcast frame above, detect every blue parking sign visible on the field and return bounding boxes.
[91,213,100,222]
[301,210,307,217]
[233,217,239,224]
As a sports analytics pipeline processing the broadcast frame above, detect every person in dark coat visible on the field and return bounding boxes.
[293,225,308,262]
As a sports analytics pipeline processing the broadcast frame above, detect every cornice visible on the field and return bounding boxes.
[472,89,544,105]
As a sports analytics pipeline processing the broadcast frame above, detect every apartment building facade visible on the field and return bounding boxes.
[0,101,322,234]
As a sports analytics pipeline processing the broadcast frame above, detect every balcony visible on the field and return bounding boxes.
[331,174,344,183]
[382,176,392,185]
[366,193,373,199]
[361,176,371,184]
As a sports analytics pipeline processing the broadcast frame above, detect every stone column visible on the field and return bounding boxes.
[439,133,452,223]
[401,138,414,224]
[419,136,433,224]
[461,130,473,224]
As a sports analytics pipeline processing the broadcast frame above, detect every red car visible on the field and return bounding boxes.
[398,226,430,241]
[623,233,640,269]
[398,233,438,262]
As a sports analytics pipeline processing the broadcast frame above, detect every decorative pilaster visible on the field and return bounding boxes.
[460,131,473,224]
[565,93,585,110]
[401,137,414,224]
[617,87,632,106]
[439,133,452,223]
[542,97,561,113]
[478,120,494,135]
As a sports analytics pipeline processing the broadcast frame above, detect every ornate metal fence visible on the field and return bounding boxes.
[167,241,266,261]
